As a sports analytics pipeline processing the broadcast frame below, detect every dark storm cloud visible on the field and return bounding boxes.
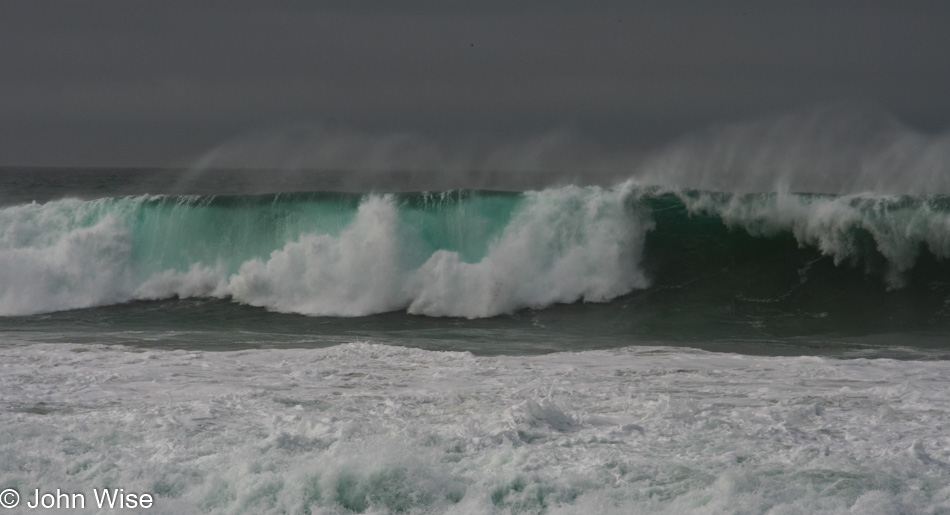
[1,1,949,166]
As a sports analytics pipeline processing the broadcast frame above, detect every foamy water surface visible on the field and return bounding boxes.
[1,342,949,514]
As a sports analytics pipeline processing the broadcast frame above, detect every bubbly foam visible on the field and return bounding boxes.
[1,342,948,513]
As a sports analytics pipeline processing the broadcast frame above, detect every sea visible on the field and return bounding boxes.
[1,164,949,514]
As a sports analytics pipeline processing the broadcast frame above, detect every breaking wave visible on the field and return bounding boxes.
[2,181,950,317]
[0,187,649,317]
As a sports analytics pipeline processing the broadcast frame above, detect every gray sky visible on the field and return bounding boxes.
[2,1,949,167]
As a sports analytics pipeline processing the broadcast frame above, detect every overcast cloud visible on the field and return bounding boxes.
[2,1,949,167]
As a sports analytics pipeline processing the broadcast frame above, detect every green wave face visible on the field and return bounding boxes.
[16,191,523,284]
[127,193,361,276]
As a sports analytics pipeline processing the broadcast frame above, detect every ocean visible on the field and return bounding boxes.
[1,167,949,514]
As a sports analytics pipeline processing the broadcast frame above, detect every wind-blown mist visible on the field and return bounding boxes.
[178,126,635,193]
[640,103,950,194]
[176,103,950,196]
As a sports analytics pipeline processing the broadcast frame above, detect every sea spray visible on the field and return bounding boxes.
[636,102,950,195]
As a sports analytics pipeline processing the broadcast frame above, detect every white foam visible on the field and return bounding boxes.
[0,199,136,315]
[225,187,650,318]
[1,342,949,513]
[406,186,651,317]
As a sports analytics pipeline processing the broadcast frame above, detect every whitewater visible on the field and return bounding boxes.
[2,341,950,514]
